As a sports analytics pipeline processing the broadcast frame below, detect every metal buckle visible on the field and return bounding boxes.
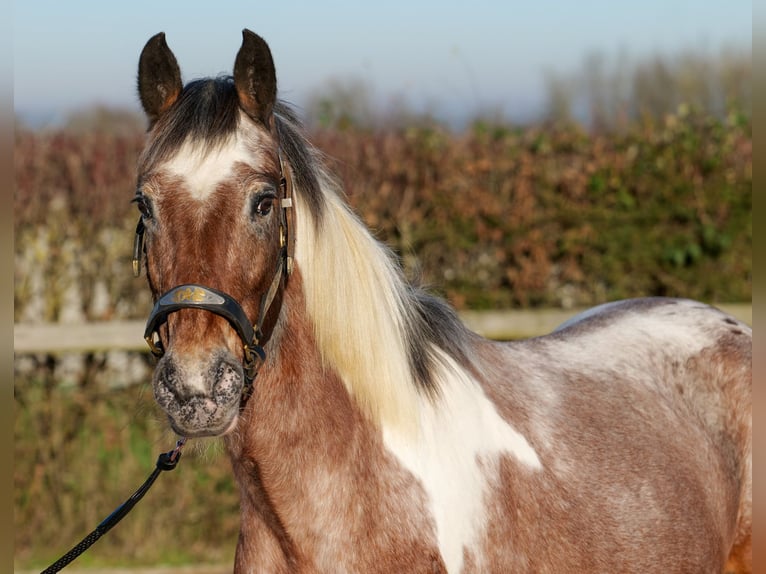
[243,343,266,381]
[145,334,164,357]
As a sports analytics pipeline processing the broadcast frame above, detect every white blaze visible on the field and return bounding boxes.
[164,135,253,200]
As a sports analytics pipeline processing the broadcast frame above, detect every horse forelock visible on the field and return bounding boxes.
[139,77,242,172]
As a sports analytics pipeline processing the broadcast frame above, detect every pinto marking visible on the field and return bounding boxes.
[384,347,541,573]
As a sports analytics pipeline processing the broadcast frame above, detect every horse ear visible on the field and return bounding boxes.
[138,32,183,125]
[233,29,277,126]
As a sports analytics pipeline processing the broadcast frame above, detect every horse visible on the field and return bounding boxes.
[133,30,751,573]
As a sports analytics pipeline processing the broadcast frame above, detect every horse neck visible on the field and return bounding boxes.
[230,268,348,419]
[224,268,373,502]
[222,273,440,567]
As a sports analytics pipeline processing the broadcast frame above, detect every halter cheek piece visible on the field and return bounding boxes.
[133,154,294,398]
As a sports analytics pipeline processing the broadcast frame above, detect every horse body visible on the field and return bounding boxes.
[226,288,750,573]
[135,30,751,573]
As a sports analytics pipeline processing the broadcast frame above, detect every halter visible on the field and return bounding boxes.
[133,152,295,396]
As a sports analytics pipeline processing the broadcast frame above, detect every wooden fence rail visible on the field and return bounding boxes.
[13,304,751,354]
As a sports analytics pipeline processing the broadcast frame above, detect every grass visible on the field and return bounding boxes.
[14,369,239,570]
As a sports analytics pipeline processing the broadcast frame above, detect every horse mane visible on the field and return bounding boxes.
[274,103,477,432]
[141,76,477,432]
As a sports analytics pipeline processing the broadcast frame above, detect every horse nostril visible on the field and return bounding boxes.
[212,356,244,404]
[154,358,192,401]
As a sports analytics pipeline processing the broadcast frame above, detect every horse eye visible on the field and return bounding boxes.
[132,195,153,220]
[254,195,275,217]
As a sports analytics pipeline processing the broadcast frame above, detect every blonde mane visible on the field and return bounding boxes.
[294,171,423,433]
[274,104,475,435]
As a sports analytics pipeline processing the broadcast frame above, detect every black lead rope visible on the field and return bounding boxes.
[40,438,187,574]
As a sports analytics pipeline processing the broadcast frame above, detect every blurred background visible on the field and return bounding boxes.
[14,1,751,571]
[14,1,752,129]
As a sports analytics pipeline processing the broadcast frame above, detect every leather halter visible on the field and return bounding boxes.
[133,152,295,395]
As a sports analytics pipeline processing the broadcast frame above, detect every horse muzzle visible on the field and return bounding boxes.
[153,349,244,437]
[144,284,266,436]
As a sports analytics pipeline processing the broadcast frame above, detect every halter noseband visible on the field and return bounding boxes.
[134,152,294,397]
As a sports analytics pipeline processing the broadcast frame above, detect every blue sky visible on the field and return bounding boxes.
[14,1,751,125]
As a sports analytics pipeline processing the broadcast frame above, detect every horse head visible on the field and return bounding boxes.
[135,30,291,437]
